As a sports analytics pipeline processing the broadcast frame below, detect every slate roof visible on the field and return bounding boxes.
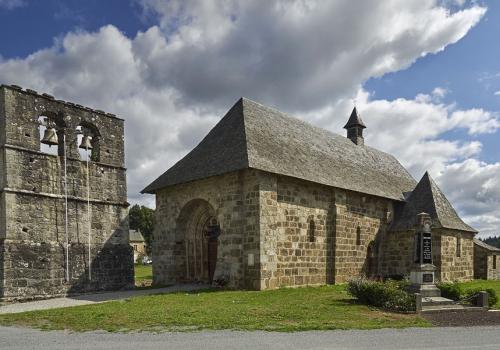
[390,172,477,233]
[129,230,145,242]
[344,107,366,129]
[143,98,417,201]
[473,238,500,252]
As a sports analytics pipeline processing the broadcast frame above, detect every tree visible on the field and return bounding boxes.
[481,236,500,249]
[129,204,155,254]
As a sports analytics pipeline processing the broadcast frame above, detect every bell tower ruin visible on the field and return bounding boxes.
[0,84,133,301]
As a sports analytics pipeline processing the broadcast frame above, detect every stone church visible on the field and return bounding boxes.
[143,97,477,290]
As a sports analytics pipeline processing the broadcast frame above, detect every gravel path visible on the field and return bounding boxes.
[1,325,500,350]
[0,284,209,314]
[423,309,500,327]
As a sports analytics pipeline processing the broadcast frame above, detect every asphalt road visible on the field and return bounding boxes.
[1,326,500,350]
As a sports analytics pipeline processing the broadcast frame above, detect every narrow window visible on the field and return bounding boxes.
[494,255,497,270]
[456,235,462,257]
[308,219,315,243]
[356,226,362,246]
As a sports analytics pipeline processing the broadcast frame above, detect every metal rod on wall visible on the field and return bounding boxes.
[86,144,91,281]
[63,132,70,282]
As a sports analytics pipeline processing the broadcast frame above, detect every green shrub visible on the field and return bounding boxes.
[462,287,498,307]
[437,282,462,301]
[347,279,415,312]
[437,282,498,307]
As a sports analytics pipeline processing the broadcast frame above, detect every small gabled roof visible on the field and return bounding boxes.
[129,230,145,242]
[391,172,477,233]
[343,107,366,129]
[473,238,500,252]
[142,98,416,200]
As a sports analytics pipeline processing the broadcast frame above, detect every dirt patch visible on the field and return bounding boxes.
[423,310,500,327]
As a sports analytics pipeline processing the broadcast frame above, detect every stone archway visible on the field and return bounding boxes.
[175,199,220,283]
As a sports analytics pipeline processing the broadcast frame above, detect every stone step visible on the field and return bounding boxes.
[421,305,485,313]
[422,296,455,307]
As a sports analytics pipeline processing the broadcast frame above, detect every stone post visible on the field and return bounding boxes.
[478,291,489,309]
[415,293,422,313]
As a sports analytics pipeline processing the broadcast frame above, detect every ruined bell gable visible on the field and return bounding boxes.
[0,84,133,301]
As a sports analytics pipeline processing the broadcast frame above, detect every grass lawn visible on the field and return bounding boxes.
[134,264,153,283]
[456,280,500,308]
[0,285,429,332]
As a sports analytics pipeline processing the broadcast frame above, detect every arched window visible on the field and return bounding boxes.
[356,226,362,246]
[308,219,315,243]
[456,235,462,257]
[76,122,100,162]
[38,115,65,156]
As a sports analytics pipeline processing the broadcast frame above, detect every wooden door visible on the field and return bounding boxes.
[207,238,218,282]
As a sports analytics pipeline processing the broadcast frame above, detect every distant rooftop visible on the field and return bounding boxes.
[129,230,145,242]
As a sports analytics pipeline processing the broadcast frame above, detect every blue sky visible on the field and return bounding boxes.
[0,0,498,236]
[366,0,500,164]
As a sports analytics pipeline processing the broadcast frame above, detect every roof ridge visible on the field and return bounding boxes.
[422,172,440,223]
[239,98,251,169]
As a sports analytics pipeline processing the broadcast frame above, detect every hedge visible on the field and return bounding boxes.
[437,282,498,307]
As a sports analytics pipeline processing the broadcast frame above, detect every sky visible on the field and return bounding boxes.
[0,0,498,237]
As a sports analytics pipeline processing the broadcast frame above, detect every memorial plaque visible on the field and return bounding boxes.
[422,233,432,264]
[422,273,433,283]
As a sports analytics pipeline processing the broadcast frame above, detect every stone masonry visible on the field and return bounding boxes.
[0,84,132,301]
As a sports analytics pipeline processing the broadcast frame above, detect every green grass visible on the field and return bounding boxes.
[456,280,500,308]
[0,285,429,332]
[134,264,153,282]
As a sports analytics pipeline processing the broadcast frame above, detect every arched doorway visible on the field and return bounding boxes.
[175,199,220,283]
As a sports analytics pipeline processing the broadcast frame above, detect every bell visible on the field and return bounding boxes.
[41,127,59,146]
[79,135,93,150]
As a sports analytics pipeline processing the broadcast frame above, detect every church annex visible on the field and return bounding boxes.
[143,97,477,290]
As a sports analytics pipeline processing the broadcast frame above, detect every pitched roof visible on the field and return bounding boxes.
[142,98,417,200]
[391,172,477,233]
[473,238,500,252]
[129,230,145,242]
[344,107,366,129]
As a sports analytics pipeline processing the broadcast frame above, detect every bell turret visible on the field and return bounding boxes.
[343,107,366,146]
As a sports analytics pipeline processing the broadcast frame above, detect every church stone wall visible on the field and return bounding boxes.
[0,85,132,301]
[258,172,391,288]
[258,173,335,289]
[333,189,391,283]
[438,230,474,282]
[153,169,261,289]
[381,229,474,282]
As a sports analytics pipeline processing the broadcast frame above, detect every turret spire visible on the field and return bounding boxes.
[344,107,366,145]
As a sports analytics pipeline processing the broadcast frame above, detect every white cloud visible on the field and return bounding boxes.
[438,159,500,237]
[0,0,25,10]
[494,91,500,96]
[432,87,448,99]
[136,0,486,111]
[0,0,497,235]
